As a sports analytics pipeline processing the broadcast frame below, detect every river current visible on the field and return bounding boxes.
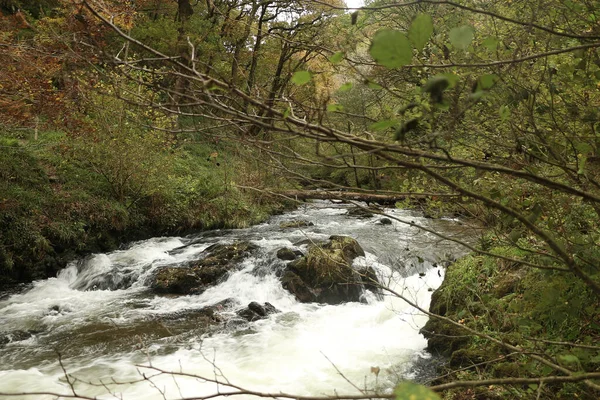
[0,201,474,399]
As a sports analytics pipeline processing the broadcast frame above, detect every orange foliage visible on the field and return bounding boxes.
[0,1,140,130]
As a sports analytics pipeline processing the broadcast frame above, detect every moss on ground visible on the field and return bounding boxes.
[423,246,600,399]
[0,132,290,286]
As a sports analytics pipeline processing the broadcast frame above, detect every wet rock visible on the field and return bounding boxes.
[357,266,382,298]
[346,207,374,218]
[324,235,365,259]
[165,298,235,325]
[236,301,279,322]
[420,263,470,357]
[378,217,393,225]
[279,220,314,229]
[281,236,375,304]
[58,298,236,354]
[281,270,317,302]
[420,318,470,357]
[276,247,298,261]
[151,241,258,295]
[0,283,32,301]
[47,304,72,316]
[293,238,326,247]
[450,348,489,368]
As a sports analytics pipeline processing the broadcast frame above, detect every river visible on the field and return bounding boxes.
[0,201,474,399]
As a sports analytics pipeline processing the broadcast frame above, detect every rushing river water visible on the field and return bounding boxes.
[0,201,474,399]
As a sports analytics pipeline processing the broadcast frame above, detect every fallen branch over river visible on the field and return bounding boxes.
[277,190,460,205]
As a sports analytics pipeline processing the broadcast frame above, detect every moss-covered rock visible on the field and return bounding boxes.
[281,235,372,304]
[279,220,314,229]
[151,241,258,295]
[421,317,470,358]
[276,247,299,261]
[449,348,489,368]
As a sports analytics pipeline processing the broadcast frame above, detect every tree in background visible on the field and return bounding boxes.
[4,0,600,397]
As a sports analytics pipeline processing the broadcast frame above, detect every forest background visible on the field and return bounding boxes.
[1,0,600,398]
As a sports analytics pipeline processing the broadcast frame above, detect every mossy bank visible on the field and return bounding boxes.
[422,247,600,399]
[0,131,290,287]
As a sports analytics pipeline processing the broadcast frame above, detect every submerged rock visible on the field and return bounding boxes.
[236,301,279,322]
[150,241,258,295]
[281,235,376,304]
[0,330,37,347]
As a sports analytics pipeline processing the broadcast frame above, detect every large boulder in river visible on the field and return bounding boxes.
[281,236,372,304]
[150,241,258,295]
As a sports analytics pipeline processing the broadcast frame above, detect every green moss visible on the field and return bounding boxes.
[426,245,600,399]
[0,130,287,286]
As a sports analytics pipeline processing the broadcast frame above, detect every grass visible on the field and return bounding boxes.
[0,128,289,285]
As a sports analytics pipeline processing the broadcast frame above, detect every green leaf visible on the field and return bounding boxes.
[449,25,475,50]
[283,108,290,119]
[478,74,498,90]
[367,80,383,89]
[499,105,510,122]
[395,382,441,400]
[435,100,450,110]
[409,14,433,52]
[558,354,580,364]
[482,36,499,51]
[339,82,353,92]
[329,51,344,64]
[369,119,398,131]
[527,202,543,223]
[327,103,344,112]
[578,155,587,175]
[291,71,311,85]
[440,73,460,88]
[575,142,593,154]
[423,75,453,104]
[370,29,413,68]
[395,118,419,140]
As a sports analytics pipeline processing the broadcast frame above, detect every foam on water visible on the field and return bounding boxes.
[0,202,471,399]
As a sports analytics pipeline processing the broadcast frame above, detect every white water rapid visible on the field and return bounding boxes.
[0,202,474,400]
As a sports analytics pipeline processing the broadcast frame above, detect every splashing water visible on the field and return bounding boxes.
[0,202,474,399]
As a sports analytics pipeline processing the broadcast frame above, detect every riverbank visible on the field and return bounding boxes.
[421,246,600,399]
[0,130,291,287]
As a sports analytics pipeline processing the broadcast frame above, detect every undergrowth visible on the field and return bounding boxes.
[0,130,288,285]
[424,246,600,399]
